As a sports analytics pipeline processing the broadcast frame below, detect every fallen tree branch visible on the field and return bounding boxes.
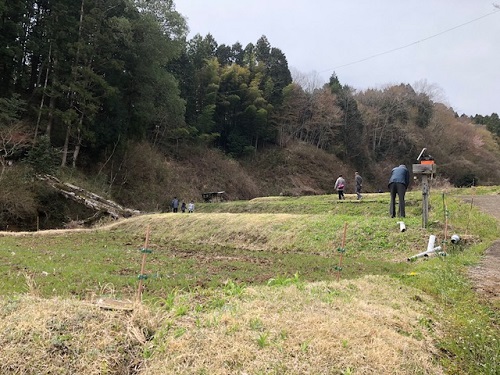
[37,174,140,219]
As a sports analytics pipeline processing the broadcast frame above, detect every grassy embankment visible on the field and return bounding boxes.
[0,188,499,374]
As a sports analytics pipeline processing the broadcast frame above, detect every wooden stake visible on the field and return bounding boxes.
[336,222,348,282]
[136,225,151,303]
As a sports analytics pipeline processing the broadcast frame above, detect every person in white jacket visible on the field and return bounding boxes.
[187,201,195,213]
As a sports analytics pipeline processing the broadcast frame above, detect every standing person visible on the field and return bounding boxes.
[388,165,410,218]
[171,197,179,213]
[334,174,346,200]
[354,171,363,200]
[188,201,195,213]
[181,201,186,213]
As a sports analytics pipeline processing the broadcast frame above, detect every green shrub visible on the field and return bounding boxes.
[454,173,478,187]
[26,135,59,175]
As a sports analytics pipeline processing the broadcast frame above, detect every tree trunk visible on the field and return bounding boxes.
[46,55,58,137]
[72,143,81,168]
[37,174,140,219]
[0,159,6,180]
[61,122,71,167]
[35,41,52,141]
[61,0,85,167]
[72,113,84,167]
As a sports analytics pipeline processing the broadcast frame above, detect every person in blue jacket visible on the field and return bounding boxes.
[171,197,179,213]
[388,165,410,218]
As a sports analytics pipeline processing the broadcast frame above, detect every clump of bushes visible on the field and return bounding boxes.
[0,166,37,230]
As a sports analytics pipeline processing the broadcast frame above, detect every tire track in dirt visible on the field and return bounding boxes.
[462,195,500,304]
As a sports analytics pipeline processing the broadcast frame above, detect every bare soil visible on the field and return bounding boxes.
[2,195,498,305]
[462,195,500,304]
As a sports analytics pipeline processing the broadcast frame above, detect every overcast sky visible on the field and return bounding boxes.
[175,1,499,116]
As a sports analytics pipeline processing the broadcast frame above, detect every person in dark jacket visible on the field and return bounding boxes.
[388,165,410,218]
[354,171,363,200]
[171,197,179,213]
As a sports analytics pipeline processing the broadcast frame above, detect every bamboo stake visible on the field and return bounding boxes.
[465,179,477,235]
[336,222,348,282]
[442,192,448,254]
[136,225,151,303]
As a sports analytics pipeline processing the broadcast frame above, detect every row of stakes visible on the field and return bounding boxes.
[135,211,462,301]
[333,214,463,278]
[333,220,460,281]
[407,193,462,261]
[134,222,351,302]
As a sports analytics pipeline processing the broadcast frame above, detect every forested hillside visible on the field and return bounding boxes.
[1,0,500,230]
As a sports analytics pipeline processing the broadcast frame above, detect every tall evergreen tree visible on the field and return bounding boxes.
[265,47,292,106]
[231,42,244,65]
[0,0,27,96]
[327,73,366,166]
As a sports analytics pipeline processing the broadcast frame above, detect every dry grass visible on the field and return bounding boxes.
[0,275,444,375]
[128,213,305,252]
[0,295,160,374]
[143,276,443,375]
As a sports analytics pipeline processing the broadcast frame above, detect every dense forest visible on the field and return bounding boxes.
[1,0,500,230]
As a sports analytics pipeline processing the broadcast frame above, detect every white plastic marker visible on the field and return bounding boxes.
[397,221,406,232]
[427,235,436,252]
[407,235,441,261]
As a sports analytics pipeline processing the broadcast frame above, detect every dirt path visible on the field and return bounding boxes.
[462,195,500,304]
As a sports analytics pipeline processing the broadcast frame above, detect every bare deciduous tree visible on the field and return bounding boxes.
[0,123,33,179]
[412,79,447,105]
[290,68,325,93]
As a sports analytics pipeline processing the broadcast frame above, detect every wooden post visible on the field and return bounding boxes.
[412,163,436,229]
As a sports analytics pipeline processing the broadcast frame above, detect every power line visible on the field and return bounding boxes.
[321,8,500,73]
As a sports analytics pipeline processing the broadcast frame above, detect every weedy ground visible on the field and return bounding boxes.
[0,188,498,374]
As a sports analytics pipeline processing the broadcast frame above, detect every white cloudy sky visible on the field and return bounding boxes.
[175,1,499,116]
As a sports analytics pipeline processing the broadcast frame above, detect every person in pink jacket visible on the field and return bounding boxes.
[334,175,346,200]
